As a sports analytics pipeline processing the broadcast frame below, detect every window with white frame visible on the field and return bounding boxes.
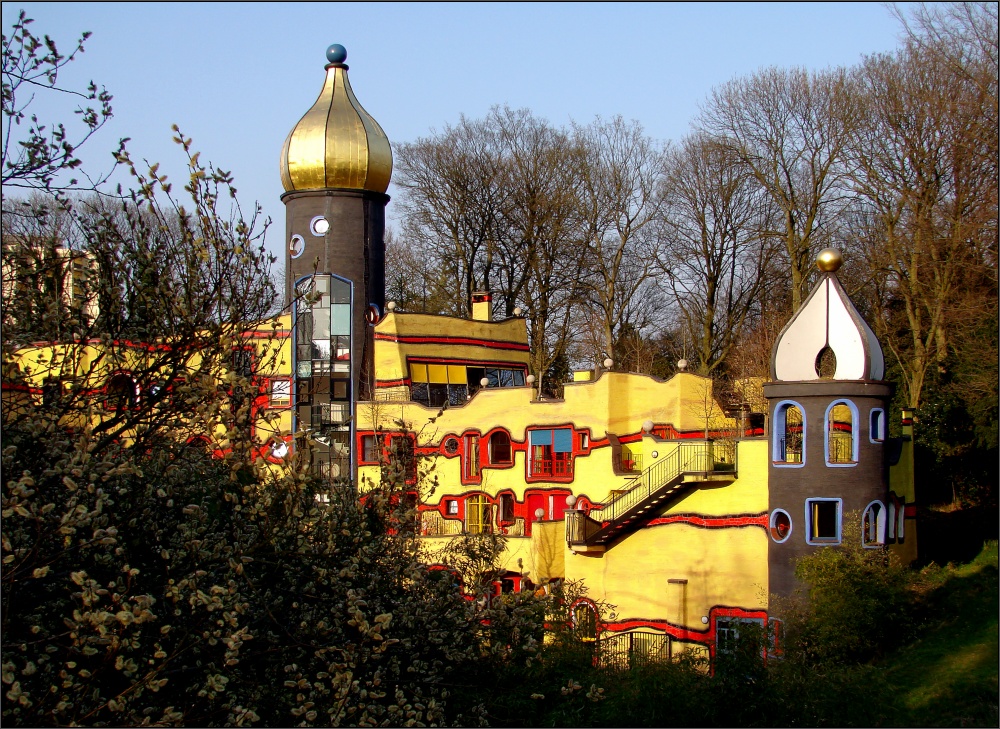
[805,498,842,545]
[826,400,859,466]
[862,500,886,547]
[769,509,792,543]
[869,408,885,443]
[270,379,291,406]
[716,617,766,655]
[772,401,805,465]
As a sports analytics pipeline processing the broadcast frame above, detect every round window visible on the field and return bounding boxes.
[289,234,305,258]
[310,216,330,236]
[365,303,381,325]
[770,509,792,543]
[444,438,459,455]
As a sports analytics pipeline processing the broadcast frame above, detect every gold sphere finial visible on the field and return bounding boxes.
[816,248,843,272]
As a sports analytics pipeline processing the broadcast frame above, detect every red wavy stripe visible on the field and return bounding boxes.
[375,333,529,351]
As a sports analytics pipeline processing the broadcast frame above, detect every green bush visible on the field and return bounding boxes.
[785,516,913,664]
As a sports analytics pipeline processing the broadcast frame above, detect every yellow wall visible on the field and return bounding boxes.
[563,439,769,630]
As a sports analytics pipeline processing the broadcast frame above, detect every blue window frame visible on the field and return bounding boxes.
[772,401,805,467]
[869,408,885,443]
[805,498,842,545]
[825,400,859,467]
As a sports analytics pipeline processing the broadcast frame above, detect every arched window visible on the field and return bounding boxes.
[573,601,598,642]
[869,409,885,443]
[105,373,138,413]
[862,501,886,547]
[488,431,512,465]
[769,509,792,543]
[772,401,805,465]
[825,400,859,466]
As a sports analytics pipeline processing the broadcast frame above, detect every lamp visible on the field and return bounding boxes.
[534,508,545,520]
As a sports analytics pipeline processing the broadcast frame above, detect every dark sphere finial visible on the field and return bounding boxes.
[326,44,348,64]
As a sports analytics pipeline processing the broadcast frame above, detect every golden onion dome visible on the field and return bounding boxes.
[279,45,392,194]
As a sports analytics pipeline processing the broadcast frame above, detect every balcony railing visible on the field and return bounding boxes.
[777,437,802,463]
[531,457,573,478]
[373,386,411,402]
[596,631,672,672]
[567,441,736,548]
[613,451,643,473]
[499,517,526,537]
[828,436,854,463]
[420,512,464,537]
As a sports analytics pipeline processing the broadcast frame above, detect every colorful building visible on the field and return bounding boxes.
[275,45,918,660]
[2,44,918,662]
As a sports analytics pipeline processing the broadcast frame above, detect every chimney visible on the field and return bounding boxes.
[471,291,493,322]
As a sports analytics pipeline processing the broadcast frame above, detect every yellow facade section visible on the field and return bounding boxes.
[373,312,530,386]
[565,524,769,630]
[5,314,295,460]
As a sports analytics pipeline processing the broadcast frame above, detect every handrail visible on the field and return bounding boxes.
[598,441,714,525]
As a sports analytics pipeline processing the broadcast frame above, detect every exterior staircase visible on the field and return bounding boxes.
[566,441,736,551]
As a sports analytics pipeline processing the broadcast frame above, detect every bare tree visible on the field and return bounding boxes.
[699,66,857,310]
[1,11,122,198]
[573,116,666,365]
[847,27,997,408]
[394,116,511,317]
[493,106,587,397]
[658,132,779,377]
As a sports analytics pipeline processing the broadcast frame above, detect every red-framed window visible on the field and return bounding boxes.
[527,428,574,480]
[463,433,481,482]
[388,434,417,484]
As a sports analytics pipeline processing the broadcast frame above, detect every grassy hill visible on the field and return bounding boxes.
[886,541,999,727]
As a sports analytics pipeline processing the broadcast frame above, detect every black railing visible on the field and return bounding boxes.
[599,442,714,525]
[778,436,802,463]
[613,450,643,473]
[567,441,735,546]
[596,631,672,672]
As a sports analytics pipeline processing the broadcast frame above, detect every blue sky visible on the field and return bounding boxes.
[6,2,912,260]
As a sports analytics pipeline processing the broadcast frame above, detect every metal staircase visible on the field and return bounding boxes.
[566,441,736,551]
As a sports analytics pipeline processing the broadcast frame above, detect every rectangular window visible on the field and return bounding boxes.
[529,429,574,478]
[270,379,291,406]
[805,498,842,545]
[465,435,480,480]
[361,434,378,463]
[391,436,417,484]
[716,617,766,655]
[498,493,515,522]
[232,349,254,377]
[411,382,429,405]
[446,499,459,515]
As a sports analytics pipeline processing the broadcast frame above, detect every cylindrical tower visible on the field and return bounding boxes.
[763,250,893,597]
[280,44,392,482]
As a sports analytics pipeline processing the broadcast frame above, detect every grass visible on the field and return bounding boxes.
[885,541,999,727]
